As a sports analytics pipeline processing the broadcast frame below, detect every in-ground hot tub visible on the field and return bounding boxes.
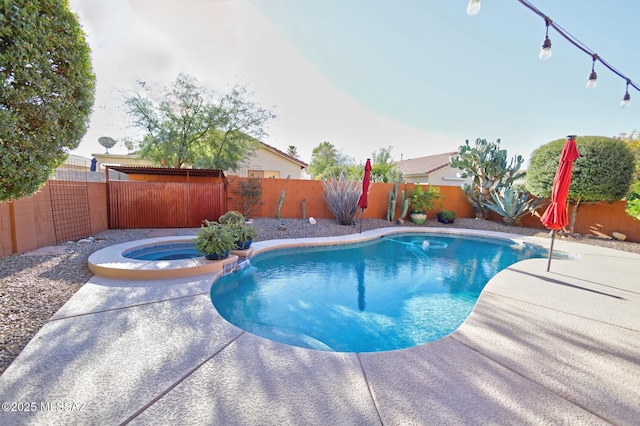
[88,236,244,280]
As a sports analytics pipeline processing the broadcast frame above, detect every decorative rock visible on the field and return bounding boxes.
[612,232,627,241]
[308,217,317,225]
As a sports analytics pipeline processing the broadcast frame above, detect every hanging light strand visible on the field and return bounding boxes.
[467,0,640,100]
[586,54,598,89]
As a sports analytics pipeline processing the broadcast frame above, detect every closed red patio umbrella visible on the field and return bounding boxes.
[540,135,580,271]
[357,159,372,233]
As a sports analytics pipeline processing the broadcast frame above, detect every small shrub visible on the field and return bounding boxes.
[322,172,360,225]
[409,184,441,213]
[194,220,236,256]
[219,211,245,225]
[437,210,456,223]
[231,177,263,219]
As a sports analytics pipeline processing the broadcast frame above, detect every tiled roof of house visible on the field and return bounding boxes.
[260,142,308,168]
[395,152,458,176]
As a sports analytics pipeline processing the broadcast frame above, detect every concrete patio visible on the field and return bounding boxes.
[0,229,638,425]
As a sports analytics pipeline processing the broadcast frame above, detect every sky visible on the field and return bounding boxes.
[68,0,640,166]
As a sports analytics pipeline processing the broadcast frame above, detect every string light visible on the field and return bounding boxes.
[466,0,481,16]
[466,0,639,107]
[539,18,552,60]
[586,55,598,89]
[621,81,631,108]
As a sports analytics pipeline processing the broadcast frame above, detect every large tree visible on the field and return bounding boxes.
[124,74,275,170]
[307,141,354,179]
[371,146,402,183]
[527,136,635,234]
[0,0,95,201]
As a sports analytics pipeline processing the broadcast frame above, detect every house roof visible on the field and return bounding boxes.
[105,166,225,178]
[260,142,308,168]
[93,141,309,169]
[395,152,458,177]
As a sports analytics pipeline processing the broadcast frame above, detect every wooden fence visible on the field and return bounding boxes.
[108,181,226,228]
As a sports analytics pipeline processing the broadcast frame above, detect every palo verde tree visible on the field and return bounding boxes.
[626,181,640,220]
[124,74,275,170]
[370,146,402,183]
[0,0,95,201]
[449,138,525,219]
[527,136,635,234]
[615,130,640,220]
[615,130,640,180]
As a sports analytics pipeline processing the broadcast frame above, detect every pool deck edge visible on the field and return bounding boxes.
[1,228,639,425]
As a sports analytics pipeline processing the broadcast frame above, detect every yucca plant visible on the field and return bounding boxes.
[484,187,545,226]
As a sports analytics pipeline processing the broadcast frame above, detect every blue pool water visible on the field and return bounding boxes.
[210,233,547,353]
[124,243,201,260]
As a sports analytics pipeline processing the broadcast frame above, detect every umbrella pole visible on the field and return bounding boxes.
[359,209,364,233]
[546,230,556,272]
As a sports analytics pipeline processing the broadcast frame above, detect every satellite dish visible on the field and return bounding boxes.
[124,140,134,154]
[98,136,116,154]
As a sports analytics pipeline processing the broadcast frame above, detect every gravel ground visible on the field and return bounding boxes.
[1,217,638,375]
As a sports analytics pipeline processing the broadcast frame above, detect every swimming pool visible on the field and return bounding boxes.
[124,243,201,261]
[211,232,548,353]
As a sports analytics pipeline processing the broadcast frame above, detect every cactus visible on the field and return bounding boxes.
[449,138,525,219]
[400,190,410,218]
[301,198,306,219]
[386,180,404,222]
[275,189,285,219]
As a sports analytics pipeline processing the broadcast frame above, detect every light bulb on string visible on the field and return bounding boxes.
[539,18,552,60]
[621,81,631,108]
[466,0,481,16]
[586,55,598,89]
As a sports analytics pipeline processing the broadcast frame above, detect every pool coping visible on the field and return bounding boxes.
[1,227,639,424]
[87,236,250,280]
[87,227,563,281]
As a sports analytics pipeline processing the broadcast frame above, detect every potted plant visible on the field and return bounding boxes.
[219,211,257,249]
[195,219,236,260]
[230,221,257,250]
[408,184,441,224]
[437,210,456,224]
[219,210,245,226]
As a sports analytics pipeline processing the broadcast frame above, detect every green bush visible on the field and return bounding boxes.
[194,220,236,257]
[626,181,640,220]
[0,0,95,201]
[527,136,634,202]
[527,136,635,234]
[219,210,245,225]
[409,184,441,213]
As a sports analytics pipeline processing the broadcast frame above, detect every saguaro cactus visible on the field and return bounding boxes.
[275,190,285,219]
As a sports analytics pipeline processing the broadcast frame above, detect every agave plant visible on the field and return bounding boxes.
[484,187,545,226]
